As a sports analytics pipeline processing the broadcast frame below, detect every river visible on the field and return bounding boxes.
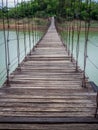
[0,30,98,87]
[62,30,98,86]
[0,30,43,87]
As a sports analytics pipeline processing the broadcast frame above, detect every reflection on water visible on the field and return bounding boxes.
[0,30,43,87]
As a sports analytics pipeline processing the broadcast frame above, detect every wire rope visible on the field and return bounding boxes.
[82,0,91,87]
[88,39,98,47]
[71,0,75,62]
[2,0,10,86]
[6,0,10,85]
[21,0,27,59]
[27,1,32,55]
[87,57,98,70]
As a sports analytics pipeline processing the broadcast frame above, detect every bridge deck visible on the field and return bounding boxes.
[0,18,98,129]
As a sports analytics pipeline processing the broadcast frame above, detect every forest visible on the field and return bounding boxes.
[0,0,98,20]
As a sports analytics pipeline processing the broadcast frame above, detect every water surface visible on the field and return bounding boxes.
[0,30,43,87]
[62,31,98,86]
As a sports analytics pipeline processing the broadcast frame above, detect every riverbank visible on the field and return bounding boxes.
[0,24,47,32]
[57,20,98,32]
[57,20,98,86]
[0,18,49,32]
[1,19,98,32]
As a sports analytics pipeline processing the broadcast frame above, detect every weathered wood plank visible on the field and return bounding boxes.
[0,17,97,126]
[0,111,95,117]
[0,123,98,130]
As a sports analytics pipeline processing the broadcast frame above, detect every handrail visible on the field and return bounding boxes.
[56,18,98,118]
[56,19,98,84]
[0,16,49,87]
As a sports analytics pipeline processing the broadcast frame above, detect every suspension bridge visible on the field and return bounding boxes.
[0,17,98,129]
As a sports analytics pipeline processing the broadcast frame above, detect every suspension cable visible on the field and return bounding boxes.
[22,0,27,60]
[35,16,38,46]
[0,5,6,85]
[32,17,35,51]
[65,21,69,51]
[14,0,21,70]
[89,39,98,47]
[1,0,9,86]
[34,16,36,48]
[17,0,21,69]
[71,0,75,62]
[68,21,71,56]
[6,0,10,68]
[6,0,10,85]
[66,1,72,56]
[71,22,75,62]
[87,57,98,70]
[27,1,32,55]
[82,0,91,87]
[75,0,82,71]
[32,17,34,51]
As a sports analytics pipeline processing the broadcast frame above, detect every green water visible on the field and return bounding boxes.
[62,31,98,86]
[0,30,98,87]
[0,30,43,87]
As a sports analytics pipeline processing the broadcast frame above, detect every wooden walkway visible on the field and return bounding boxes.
[0,17,98,129]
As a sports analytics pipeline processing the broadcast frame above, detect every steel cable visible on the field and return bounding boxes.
[82,0,91,87]
[2,0,10,86]
[88,39,98,47]
[87,57,98,70]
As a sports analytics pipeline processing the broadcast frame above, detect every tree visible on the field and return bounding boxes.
[1,0,98,20]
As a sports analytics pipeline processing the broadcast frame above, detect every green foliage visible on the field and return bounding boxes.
[0,9,3,18]
[0,0,98,20]
[91,2,98,20]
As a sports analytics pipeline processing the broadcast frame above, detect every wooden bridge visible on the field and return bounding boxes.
[0,17,98,129]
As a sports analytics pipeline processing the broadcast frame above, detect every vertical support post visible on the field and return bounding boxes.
[30,3,34,51]
[28,17,31,55]
[74,0,82,72]
[82,0,91,87]
[22,0,27,61]
[6,0,10,85]
[2,0,10,86]
[66,21,69,52]
[27,1,32,55]
[82,21,88,87]
[76,20,81,72]
[32,17,35,51]
[68,22,71,56]
[71,22,74,62]
[71,0,75,62]
[15,0,21,71]
[35,16,38,46]
[2,3,7,85]
[34,16,37,48]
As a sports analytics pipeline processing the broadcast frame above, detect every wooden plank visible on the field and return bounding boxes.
[0,123,98,130]
[0,17,97,126]
[0,117,98,123]
[0,111,95,117]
